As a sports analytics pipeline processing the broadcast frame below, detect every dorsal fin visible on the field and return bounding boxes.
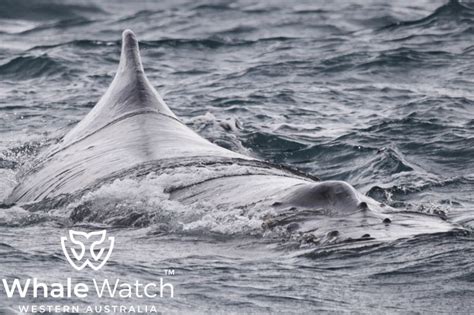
[119,29,143,74]
[59,29,177,148]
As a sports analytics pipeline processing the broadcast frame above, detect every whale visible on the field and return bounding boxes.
[5,30,460,244]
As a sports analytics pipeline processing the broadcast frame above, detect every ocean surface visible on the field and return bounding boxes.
[0,0,473,313]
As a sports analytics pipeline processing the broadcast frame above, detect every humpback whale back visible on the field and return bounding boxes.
[7,30,252,204]
[6,30,459,245]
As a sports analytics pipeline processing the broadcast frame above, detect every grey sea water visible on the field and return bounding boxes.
[0,0,473,313]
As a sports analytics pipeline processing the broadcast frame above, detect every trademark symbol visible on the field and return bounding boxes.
[165,269,175,276]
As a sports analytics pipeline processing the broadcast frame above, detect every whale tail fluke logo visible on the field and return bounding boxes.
[61,230,114,271]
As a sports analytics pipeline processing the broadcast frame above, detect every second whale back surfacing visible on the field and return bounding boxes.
[6,30,460,243]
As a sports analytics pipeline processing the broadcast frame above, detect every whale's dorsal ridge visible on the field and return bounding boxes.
[58,29,177,148]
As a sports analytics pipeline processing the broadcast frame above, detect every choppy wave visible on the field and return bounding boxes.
[0,0,105,21]
[0,54,68,80]
[382,0,474,30]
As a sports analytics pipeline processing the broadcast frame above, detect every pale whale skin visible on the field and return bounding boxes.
[6,30,459,243]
